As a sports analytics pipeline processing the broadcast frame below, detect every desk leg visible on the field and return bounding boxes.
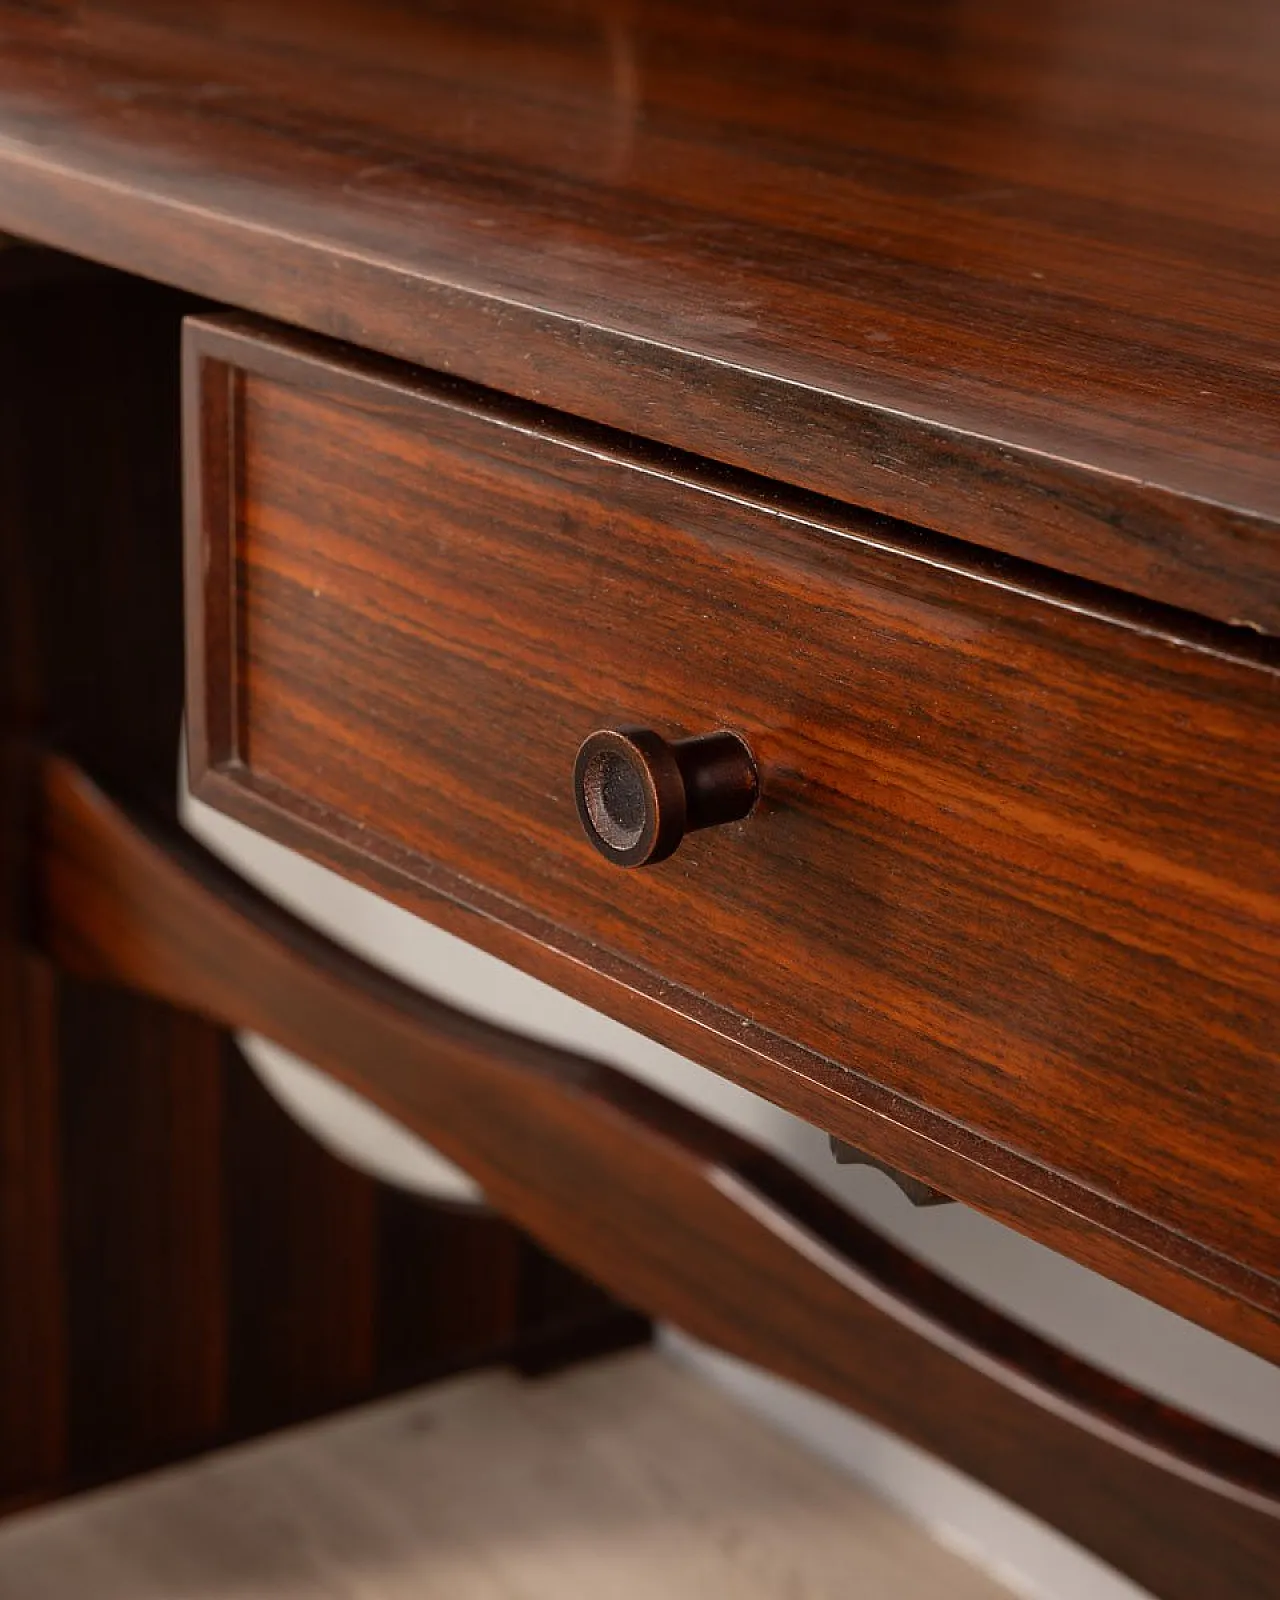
[0,253,645,1512]
[0,957,643,1512]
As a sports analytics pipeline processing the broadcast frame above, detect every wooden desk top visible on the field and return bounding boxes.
[0,0,1276,627]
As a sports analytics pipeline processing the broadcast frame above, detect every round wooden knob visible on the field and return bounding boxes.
[573,727,758,868]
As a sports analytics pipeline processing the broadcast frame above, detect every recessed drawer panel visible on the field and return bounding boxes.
[184,315,1279,1299]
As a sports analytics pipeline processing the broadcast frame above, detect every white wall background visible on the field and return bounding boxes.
[184,790,1280,1600]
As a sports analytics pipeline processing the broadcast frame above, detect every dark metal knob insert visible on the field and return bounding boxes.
[574,727,758,868]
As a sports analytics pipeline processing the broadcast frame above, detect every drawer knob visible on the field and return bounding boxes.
[573,727,758,868]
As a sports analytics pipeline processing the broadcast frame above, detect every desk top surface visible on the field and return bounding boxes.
[0,0,1276,626]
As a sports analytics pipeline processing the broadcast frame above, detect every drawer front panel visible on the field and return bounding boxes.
[186,318,1279,1285]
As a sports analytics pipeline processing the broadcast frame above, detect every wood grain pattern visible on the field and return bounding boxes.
[40,756,1280,1600]
[186,316,1280,1356]
[0,0,1276,625]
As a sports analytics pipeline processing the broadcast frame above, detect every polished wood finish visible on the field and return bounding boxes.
[0,263,645,1512]
[186,316,1280,1356]
[2,9,1275,1589]
[0,1,1276,626]
[40,757,1280,1600]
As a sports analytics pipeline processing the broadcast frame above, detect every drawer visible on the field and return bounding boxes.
[184,315,1280,1301]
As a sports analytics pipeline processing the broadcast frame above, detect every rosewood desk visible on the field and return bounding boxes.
[0,4,1276,1596]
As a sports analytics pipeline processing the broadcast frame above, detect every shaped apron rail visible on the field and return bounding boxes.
[38,755,1280,1600]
